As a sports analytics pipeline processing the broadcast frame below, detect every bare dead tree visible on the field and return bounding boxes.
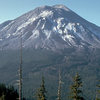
[18,31,23,100]
[57,68,62,100]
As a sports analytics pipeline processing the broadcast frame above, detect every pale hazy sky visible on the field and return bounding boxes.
[0,0,100,26]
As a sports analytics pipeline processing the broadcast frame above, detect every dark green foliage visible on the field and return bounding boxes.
[0,94,5,100]
[36,76,47,100]
[96,98,100,100]
[96,81,100,100]
[0,83,18,100]
[69,73,84,100]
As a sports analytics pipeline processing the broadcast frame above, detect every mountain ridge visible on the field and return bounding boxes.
[0,5,100,100]
[0,5,100,51]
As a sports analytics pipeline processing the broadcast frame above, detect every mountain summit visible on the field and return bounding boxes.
[0,5,100,100]
[0,5,100,51]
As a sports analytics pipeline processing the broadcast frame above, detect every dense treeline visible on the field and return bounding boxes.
[0,84,26,100]
[0,84,18,100]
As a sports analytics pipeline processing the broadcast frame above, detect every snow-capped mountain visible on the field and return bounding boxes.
[0,5,100,51]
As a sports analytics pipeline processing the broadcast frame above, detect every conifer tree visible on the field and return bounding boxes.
[37,76,47,100]
[95,81,100,100]
[19,31,23,100]
[69,73,84,100]
[0,83,19,100]
[0,94,5,100]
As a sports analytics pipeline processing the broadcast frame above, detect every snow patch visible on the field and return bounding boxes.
[62,34,74,42]
[77,23,80,26]
[31,30,39,38]
[12,32,17,36]
[65,23,76,33]
[57,18,65,27]
[0,39,2,41]
[79,25,85,32]
[39,10,53,18]
[53,5,70,12]
[17,17,36,31]
[43,30,51,39]
[6,34,11,38]
[42,23,45,29]
[1,21,14,31]
[53,26,57,32]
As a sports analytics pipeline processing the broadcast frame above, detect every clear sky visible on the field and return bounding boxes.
[0,0,100,26]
